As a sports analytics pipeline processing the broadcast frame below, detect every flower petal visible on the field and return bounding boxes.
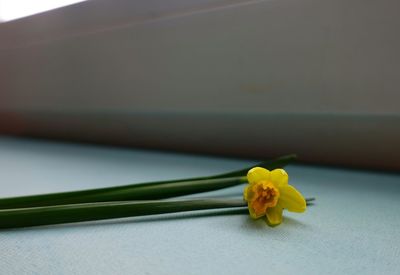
[270,169,289,187]
[279,185,306,213]
[266,205,283,225]
[244,184,258,201]
[247,167,270,184]
[243,185,250,201]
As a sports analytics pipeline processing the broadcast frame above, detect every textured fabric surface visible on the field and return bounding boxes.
[0,137,399,275]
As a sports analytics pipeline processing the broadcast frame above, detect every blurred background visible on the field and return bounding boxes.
[0,0,399,170]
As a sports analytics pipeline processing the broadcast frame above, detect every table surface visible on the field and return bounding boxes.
[0,136,399,275]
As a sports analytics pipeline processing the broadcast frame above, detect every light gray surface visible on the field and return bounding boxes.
[0,136,399,275]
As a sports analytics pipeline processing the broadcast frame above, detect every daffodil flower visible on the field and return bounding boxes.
[243,167,306,226]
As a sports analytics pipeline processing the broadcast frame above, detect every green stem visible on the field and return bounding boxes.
[0,177,247,209]
[0,155,296,209]
[0,197,314,229]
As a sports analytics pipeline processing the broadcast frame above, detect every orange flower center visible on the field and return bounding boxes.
[250,181,279,216]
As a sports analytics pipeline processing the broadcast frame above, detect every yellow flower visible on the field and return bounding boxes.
[243,167,306,226]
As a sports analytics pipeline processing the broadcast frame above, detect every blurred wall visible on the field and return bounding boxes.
[0,0,399,169]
